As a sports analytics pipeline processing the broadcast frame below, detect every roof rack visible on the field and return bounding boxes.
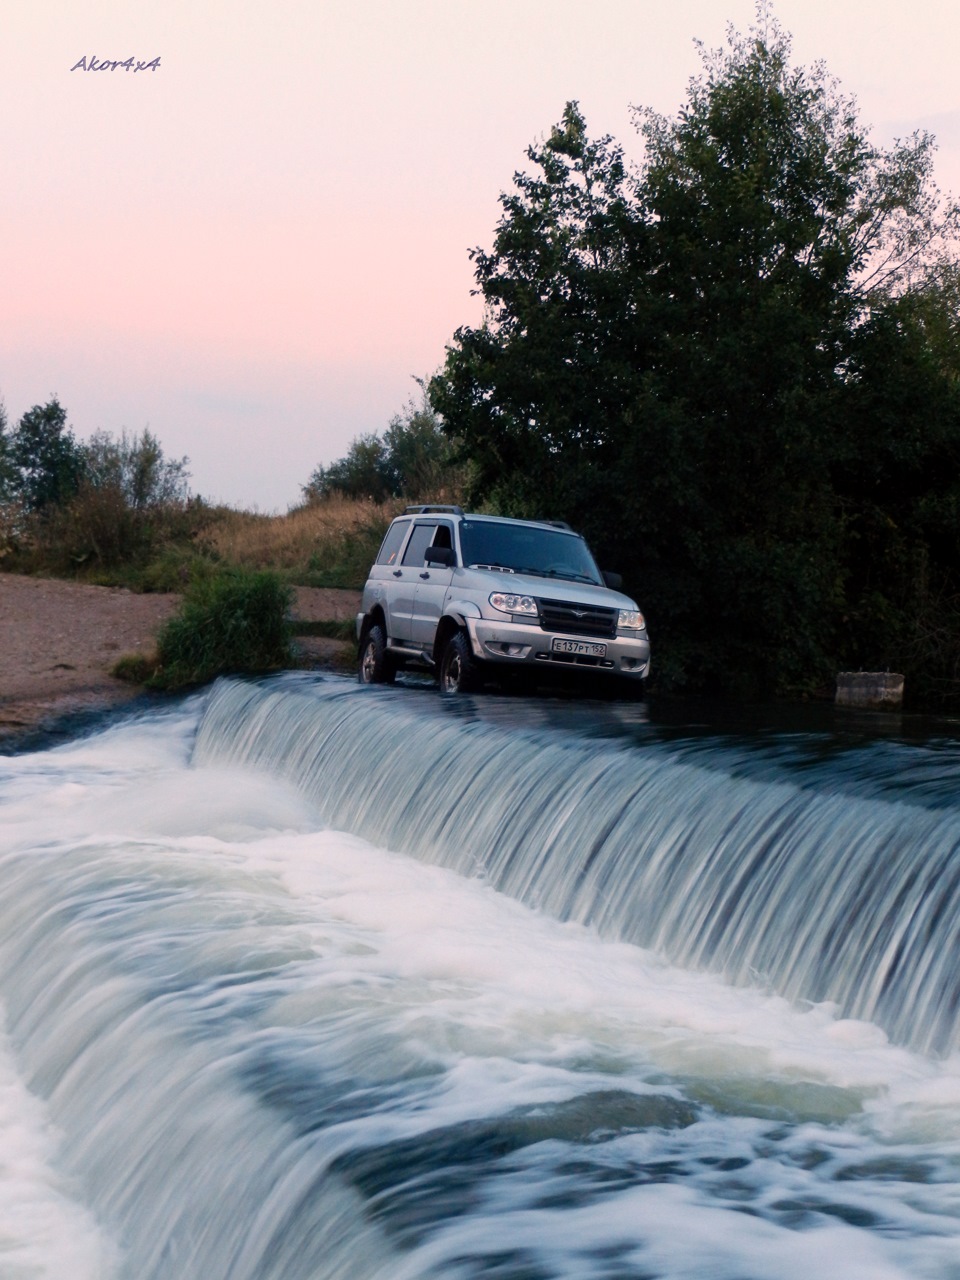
[403,504,465,515]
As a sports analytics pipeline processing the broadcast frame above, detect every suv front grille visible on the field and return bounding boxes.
[538,598,618,639]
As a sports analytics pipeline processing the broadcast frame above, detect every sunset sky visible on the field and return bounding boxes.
[3,0,960,510]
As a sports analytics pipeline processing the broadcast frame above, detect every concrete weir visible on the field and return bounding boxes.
[836,670,904,709]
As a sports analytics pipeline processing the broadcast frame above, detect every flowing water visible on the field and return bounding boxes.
[2,673,960,1278]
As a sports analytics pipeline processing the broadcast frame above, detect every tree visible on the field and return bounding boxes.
[431,6,960,700]
[303,385,465,503]
[430,103,650,520]
[44,428,194,569]
[82,428,190,509]
[0,401,16,502]
[303,433,393,503]
[381,383,467,498]
[9,399,86,512]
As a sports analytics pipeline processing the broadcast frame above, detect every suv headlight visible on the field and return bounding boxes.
[618,609,645,630]
[490,592,537,617]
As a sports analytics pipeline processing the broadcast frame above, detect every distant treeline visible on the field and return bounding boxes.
[0,397,197,574]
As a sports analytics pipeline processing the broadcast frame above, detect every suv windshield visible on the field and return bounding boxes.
[458,520,602,585]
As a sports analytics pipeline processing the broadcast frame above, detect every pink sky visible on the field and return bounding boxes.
[3,0,959,510]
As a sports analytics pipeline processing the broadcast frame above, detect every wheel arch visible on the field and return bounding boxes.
[358,605,388,646]
[433,612,466,665]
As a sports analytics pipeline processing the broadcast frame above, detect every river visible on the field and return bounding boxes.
[1,673,959,1278]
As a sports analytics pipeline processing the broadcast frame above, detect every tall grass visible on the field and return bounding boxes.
[1,492,220,588]
[197,495,399,587]
[151,569,293,690]
[1,493,399,592]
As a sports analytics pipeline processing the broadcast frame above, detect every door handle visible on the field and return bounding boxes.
[392,570,402,577]
[420,572,430,579]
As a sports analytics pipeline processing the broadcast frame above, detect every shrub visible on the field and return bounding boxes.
[151,569,294,690]
[135,546,214,593]
[0,499,27,562]
[40,480,145,570]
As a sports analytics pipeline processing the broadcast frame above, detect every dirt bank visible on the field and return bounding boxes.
[0,574,360,740]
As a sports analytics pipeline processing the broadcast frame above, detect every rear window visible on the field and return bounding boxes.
[401,521,455,566]
[376,520,410,566]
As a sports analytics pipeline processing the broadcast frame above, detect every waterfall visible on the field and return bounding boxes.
[195,677,960,1056]
[3,682,960,1278]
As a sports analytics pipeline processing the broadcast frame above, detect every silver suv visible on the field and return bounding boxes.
[357,506,650,695]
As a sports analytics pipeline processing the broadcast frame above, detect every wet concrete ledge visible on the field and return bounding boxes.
[836,672,904,710]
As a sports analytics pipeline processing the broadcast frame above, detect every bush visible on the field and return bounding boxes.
[151,570,294,690]
[40,480,145,570]
[0,499,27,563]
[133,546,215,594]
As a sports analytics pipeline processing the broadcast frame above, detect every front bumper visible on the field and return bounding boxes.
[465,616,650,680]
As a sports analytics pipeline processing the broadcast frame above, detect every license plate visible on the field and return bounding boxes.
[552,638,607,658]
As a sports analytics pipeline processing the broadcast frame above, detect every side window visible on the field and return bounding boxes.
[401,523,437,567]
[376,521,410,566]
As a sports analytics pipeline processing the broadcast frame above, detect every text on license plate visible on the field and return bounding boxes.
[552,638,607,658]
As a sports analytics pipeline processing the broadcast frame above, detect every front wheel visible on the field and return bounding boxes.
[439,630,482,695]
[358,624,395,684]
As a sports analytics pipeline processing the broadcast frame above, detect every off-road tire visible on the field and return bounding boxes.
[439,629,482,695]
[358,624,395,685]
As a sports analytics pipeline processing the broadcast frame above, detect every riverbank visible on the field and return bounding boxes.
[0,574,359,741]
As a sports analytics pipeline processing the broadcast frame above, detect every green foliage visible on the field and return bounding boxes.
[0,401,17,502]
[9,399,86,512]
[83,429,190,510]
[305,432,392,502]
[134,546,215,594]
[300,512,390,589]
[151,570,294,690]
[431,6,960,705]
[1,413,197,575]
[305,385,467,503]
[41,480,147,571]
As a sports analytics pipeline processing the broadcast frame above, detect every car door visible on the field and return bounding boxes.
[388,520,439,643]
[406,521,456,649]
[364,518,413,641]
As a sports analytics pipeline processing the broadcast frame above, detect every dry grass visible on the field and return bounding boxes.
[197,495,402,587]
[3,491,456,593]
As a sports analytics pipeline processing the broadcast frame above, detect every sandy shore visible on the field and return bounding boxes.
[0,574,360,742]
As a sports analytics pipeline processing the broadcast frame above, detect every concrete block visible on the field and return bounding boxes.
[836,672,904,709]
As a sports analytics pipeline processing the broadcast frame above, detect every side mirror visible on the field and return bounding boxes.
[602,570,622,590]
[426,546,455,567]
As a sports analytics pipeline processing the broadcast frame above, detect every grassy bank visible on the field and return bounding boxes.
[3,495,398,593]
[194,496,397,588]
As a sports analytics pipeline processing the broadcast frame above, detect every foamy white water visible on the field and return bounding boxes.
[0,684,958,1277]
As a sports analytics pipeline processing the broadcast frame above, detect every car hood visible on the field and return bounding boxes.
[454,567,640,612]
